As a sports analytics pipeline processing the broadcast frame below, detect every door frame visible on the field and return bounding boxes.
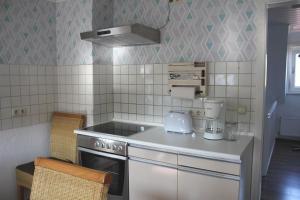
[254,0,295,199]
[252,1,267,199]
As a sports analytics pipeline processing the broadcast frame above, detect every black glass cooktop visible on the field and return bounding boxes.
[83,121,153,137]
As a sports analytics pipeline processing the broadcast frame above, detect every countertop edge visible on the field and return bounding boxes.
[75,129,250,163]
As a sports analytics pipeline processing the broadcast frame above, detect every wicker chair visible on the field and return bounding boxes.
[30,158,111,200]
[16,112,86,200]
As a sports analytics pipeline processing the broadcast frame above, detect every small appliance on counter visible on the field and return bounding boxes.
[203,99,225,140]
[164,111,193,134]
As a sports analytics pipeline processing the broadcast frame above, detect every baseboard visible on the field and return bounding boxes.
[277,135,300,141]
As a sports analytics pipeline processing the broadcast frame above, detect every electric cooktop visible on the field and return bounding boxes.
[83,121,154,137]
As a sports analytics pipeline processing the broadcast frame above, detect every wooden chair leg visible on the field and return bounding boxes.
[17,184,25,200]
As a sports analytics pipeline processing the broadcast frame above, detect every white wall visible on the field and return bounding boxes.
[266,24,288,107]
[276,31,300,137]
[288,32,300,45]
[263,23,288,175]
[279,95,300,136]
[0,123,50,200]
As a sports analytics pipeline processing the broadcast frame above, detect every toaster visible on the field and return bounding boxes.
[164,111,193,134]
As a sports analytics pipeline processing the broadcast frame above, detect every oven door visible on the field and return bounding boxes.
[78,147,129,200]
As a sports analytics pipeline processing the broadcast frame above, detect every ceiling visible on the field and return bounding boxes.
[269,0,300,28]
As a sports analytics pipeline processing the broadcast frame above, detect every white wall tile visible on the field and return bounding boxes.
[145,64,153,74]
[120,65,128,74]
[227,74,238,86]
[239,62,252,74]
[227,62,239,73]
[128,65,136,74]
[215,86,226,98]
[226,86,238,98]
[239,74,252,86]
[215,74,226,85]
[154,64,163,74]
[215,62,226,73]
[239,87,251,98]
[154,96,163,106]
[208,63,215,74]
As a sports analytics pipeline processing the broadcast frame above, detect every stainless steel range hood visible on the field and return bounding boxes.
[80,23,161,47]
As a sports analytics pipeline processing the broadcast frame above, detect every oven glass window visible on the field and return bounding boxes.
[80,151,125,195]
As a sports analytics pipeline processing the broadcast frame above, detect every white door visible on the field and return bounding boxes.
[178,169,240,200]
[129,159,177,200]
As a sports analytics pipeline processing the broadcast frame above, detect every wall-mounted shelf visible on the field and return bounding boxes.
[168,62,208,98]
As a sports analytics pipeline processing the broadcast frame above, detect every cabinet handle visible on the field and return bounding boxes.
[178,166,240,181]
[129,157,178,169]
[78,147,128,161]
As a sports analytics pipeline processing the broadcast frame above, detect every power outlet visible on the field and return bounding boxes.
[20,108,28,116]
[12,107,28,118]
[12,109,19,117]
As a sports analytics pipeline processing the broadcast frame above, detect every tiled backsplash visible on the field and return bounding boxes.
[56,65,114,126]
[0,64,56,130]
[113,61,256,133]
[0,64,114,130]
[0,62,255,133]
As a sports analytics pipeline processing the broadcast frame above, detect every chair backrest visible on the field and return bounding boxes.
[50,112,86,164]
[30,158,112,200]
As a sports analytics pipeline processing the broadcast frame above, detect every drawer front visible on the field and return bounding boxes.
[178,170,239,200]
[128,146,177,165]
[129,160,177,200]
[178,155,240,176]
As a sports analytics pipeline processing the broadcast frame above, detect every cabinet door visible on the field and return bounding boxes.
[129,160,177,200]
[178,169,239,200]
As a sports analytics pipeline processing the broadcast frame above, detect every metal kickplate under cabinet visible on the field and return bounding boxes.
[168,62,208,98]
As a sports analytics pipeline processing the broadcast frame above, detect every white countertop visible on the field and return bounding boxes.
[75,122,253,163]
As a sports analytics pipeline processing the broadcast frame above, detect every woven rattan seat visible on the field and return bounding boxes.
[16,112,86,200]
[30,158,111,200]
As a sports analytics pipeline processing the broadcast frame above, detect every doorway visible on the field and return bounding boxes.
[262,1,300,199]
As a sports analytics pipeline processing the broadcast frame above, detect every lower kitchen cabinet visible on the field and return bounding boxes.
[128,143,253,200]
[129,160,177,200]
[178,169,239,200]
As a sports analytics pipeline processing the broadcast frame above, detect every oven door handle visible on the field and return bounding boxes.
[78,147,128,161]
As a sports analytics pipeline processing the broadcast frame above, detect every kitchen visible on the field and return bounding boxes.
[0,0,292,200]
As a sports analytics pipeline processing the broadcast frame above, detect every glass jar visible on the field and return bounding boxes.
[225,122,238,141]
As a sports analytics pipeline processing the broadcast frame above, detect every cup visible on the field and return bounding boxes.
[225,122,238,141]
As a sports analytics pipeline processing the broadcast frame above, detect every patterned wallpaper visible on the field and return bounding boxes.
[113,0,256,65]
[0,0,256,66]
[0,0,56,65]
[55,0,256,65]
[56,0,113,65]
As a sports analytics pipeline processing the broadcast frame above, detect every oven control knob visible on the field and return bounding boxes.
[118,146,123,151]
[95,141,101,147]
[112,145,117,150]
[101,143,105,148]
[106,144,111,149]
